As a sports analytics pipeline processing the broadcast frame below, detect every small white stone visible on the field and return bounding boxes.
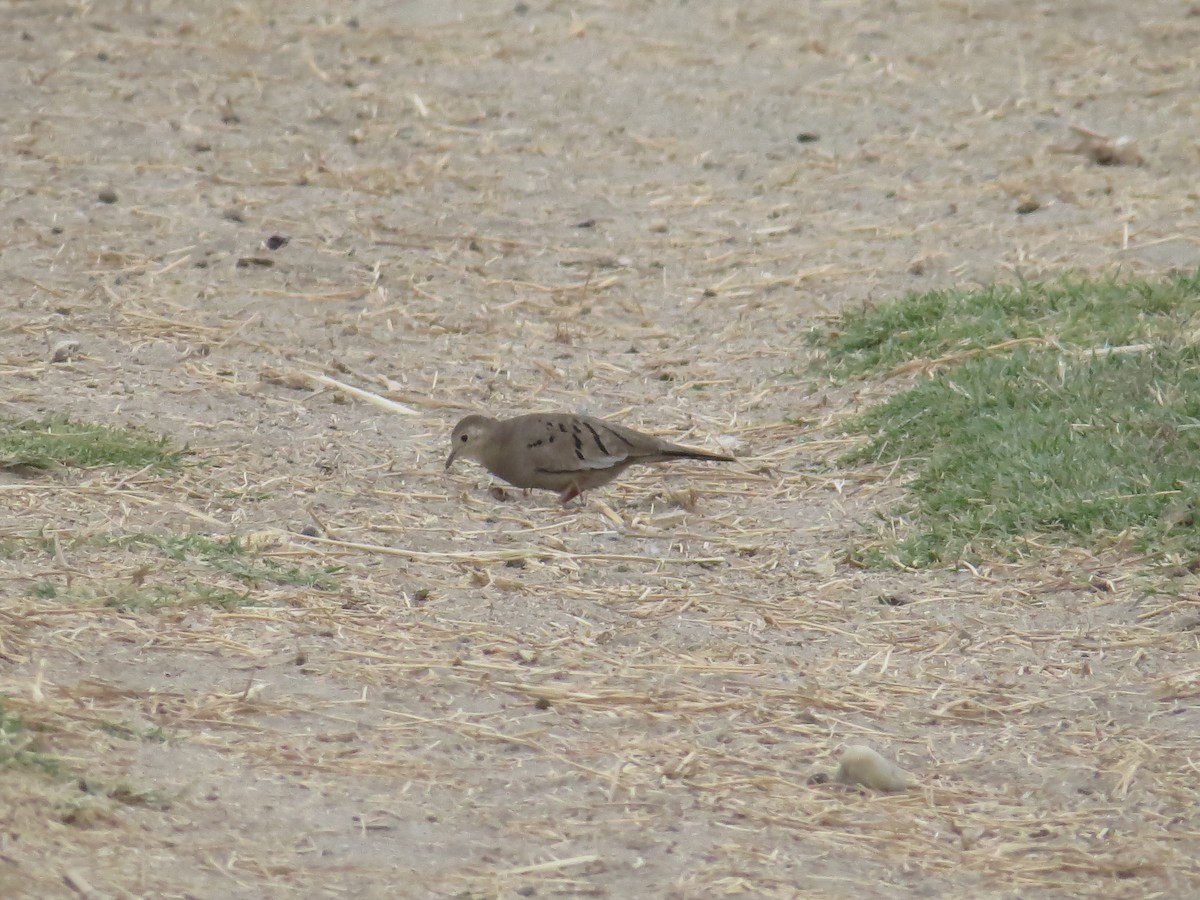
[51,340,80,363]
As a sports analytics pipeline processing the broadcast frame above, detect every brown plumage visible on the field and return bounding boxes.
[445,413,735,503]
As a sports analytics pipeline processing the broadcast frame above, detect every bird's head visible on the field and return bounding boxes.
[445,414,497,470]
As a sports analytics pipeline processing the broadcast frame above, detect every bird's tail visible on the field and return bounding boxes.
[661,446,735,463]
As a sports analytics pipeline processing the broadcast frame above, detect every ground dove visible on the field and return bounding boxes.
[445,413,735,503]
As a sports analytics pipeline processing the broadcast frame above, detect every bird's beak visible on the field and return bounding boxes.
[445,448,458,470]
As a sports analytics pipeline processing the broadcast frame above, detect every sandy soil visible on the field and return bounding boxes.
[2,1,1200,897]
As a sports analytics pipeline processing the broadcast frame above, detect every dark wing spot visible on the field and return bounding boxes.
[582,422,611,456]
[573,432,585,460]
[528,438,544,448]
[558,423,569,433]
[608,430,636,449]
[548,435,555,443]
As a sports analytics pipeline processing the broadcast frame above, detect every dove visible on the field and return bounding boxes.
[445,412,735,503]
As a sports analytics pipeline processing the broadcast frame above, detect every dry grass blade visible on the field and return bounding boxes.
[301,372,419,416]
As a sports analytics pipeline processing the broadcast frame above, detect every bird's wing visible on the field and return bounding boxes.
[577,416,669,461]
[514,415,634,474]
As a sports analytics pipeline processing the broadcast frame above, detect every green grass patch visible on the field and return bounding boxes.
[0,702,60,777]
[98,720,166,742]
[813,273,1200,566]
[17,531,342,598]
[82,779,174,810]
[811,271,1200,379]
[58,779,176,827]
[100,584,255,613]
[25,529,342,612]
[28,579,257,612]
[118,532,343,589]
[0,416,182,470]
[2,701,173,829]
[31,580,60,600]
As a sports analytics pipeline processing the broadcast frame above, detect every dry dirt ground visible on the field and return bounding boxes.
[3,1,1200,898]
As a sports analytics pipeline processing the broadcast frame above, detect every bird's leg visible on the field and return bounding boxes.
[559,485,582,504]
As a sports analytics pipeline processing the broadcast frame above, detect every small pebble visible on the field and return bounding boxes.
[98,189,118,204]
[51,340,80,363]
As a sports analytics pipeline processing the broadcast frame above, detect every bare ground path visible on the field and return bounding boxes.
[2,1,1200,897]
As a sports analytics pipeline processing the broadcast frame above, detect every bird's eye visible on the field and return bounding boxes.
[460,434,469,442]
